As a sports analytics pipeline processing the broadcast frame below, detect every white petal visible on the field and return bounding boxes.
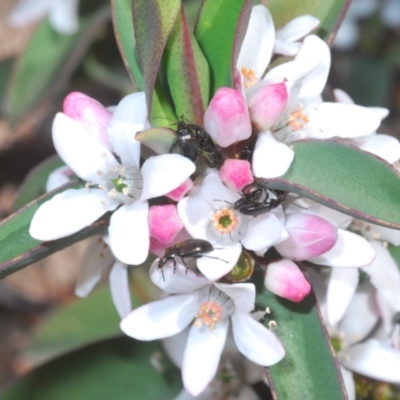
[275,15,320,42]
[236,5,275,79]
[109,260,131,319]
[381,0,400,28]
[252,131,294,178]
[362,241,400,311]
[30,188,113,240]
[150,262,209,294]
[273,40,301,56]
[182,320,229,396]
[308,103,381,139]
[162,328,189,369]
[215,283,255,313]
[341,339,400,383]
[309,229,375,268]
[108,201,149,265]
[52,113,119,182]
[48,0,79,35]
[357,134,400,164]
[338,281,378,345]
[353,219,400,246]
[242,210,288,252]
[140,154,195,200]
[107,92,147,168]
[231,310,285,365]
[177,196,210,240]
[332,18,359,50]
[333,88,354,104]
[120,293,198,340]
[327,267,359,326]
[46,165,73,191]
[7,0,50,27]
[75,236,114,297]
[340,367,356,400]
[196,243,242,281]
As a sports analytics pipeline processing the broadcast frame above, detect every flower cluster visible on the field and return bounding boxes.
[30,3,400,398]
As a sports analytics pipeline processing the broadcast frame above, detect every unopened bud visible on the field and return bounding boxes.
[219,159,254,191]
[148,205,183,245]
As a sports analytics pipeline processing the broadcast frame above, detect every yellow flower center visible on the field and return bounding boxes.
[241,67,258,88]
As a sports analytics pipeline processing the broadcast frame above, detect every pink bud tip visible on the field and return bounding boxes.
[264,259,311,302]
[219,159,254,191]
[275,213,337,261]
[203,87,252,148]
[165,179,193,201]
[63,92,112,148]
[148,205,183,245]
[149,237,167,258]
[248,82,288,131]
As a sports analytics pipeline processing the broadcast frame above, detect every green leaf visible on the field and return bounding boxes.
[257,287,347,399]
[150,78,178,127]
[111,0,145,90]
[7,6,110,124]
[2,337,181,400]
[132,0,181,109]
[194,0,253,95]
[266,140,400,229]
[24,286,140,366]
[0,182,109,279]
[13,155,65,210]
[266,0,350,44]
[135,127,177,154]
[163,7,209,125]
[388,245,400,270]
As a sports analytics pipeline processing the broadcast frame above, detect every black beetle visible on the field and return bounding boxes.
[233,179,288,216]
[174,121,224,168]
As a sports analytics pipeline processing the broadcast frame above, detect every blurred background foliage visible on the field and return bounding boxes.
[0,0,399,397]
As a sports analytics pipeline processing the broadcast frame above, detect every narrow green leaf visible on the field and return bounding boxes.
[266,140,400,229]
[7,6,110,124]
[257,288,347,399]
[24,287,140,366]
[111,0,145,90]
[132,0,181,109]
[163,7,209,125]
[266,0,350,44]
[0,181,109,279]
[2,337,181,400]
[150,78,178,127]
[194,0,252,95]
[13,155,65,210]
[135,127,177,154]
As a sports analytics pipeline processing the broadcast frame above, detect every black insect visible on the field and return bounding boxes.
[157,239,225,278]
[233,179,288,216]
[173,121,223,168]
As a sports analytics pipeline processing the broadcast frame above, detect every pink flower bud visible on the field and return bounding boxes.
[63,92,112,149]
[165,179,193,201]
[247,82,288,131]
[219,159,254,191]
[148,205,183,245]
[264,259,311,302]
[203,87,252,148]
[275,213,337,261]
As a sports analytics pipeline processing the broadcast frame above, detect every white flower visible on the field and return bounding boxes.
[8,0,80,35]
[177,172,288,280]
[120,262,285,396]
[30,92,195,265]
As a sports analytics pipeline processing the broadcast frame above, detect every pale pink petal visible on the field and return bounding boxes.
[108,201,149,265]
[183,320,229,396]
[309,229,375,268]
[107,92,148,168]
[252,131,294,178]
[52,113,119,182]
[30,188,114,240]
[231,310,285,365]
[236,5,275,79]
[48,0,79,35]
[165,179,193,202]
[75,236,114,297]
[109,260,131,319]
[327,267,359,326]
[265,259,311,302]
[196,243,242,281]
[150,262,209,294]
[341,339,400,384]
[215,283,256,313]
[362,241,400,311]
[275,15,320,42]
[140,154,195,200]
[120,293,199,340]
